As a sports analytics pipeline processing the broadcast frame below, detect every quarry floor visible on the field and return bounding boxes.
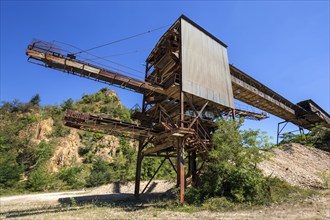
[1,182,330,220]
[1,143,330,219]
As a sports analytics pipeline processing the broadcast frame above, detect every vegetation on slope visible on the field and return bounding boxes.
[279,125,330,152]
[0,88,174,195]
[183,118,327,209]
[1,88,328,209]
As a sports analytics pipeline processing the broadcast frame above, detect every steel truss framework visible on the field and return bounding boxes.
[25,15,330,204]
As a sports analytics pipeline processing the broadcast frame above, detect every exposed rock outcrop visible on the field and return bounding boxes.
[94,135,120,161]
[48,129,82,173]
[18,117,54,145]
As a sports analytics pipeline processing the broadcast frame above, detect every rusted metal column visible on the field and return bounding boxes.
[187,152,191,177]
[179,90,185,204]
[232,108,236,121]
[134,140,143,197]
[180,91,184,127]
[178,137,185,204]
[191,150,197,186]
[176,140,180,187]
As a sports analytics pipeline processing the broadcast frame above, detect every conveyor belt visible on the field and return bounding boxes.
[26,42,329,130]
[230,65,330,129]
[64,110,159,139]
[26,46,165,95]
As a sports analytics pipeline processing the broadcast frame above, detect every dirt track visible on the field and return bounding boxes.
[1,144,330,219]
[1,182,330,219]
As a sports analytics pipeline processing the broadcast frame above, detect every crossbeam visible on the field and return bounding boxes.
[26,46,165,95]
[64,110,159,139]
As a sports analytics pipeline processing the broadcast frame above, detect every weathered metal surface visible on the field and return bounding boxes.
[26,15,329,205]
[230,65,330,129]
[63,110,159,139]
[26,46,165,95]
[181,18,234,108]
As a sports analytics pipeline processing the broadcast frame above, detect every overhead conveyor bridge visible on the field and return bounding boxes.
[26,41,329,129]
[230,65,330,129]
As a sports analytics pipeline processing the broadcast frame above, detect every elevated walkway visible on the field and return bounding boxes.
[230,65,330,129]
[26,40,329,130]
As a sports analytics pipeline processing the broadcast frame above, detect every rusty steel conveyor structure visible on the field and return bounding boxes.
[26,15,329,204]
[26,42,329,130]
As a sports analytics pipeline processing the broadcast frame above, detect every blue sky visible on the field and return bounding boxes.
[1,1,329,140]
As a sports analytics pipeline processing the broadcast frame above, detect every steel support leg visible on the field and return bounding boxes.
[134,141,144,197]
[232,108,236,121]
[277,121,288,145]
[191,150,197,186]
[176,137,185,204]
[176,140,180,187]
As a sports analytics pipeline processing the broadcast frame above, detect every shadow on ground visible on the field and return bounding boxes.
[2,207,82,219]
[58,190,175,211]
[1,190,175,219]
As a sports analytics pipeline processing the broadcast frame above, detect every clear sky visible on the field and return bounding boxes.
[1,1,329,140]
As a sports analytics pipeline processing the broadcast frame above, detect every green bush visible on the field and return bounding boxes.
[86,157,112,187]
[0,152,23,187]
[280,124,330,152]
[29,94,41,106]
[186,118,271,205]
[27,165,52,191]
[58,165,85,189]
[105,138,136,182]
[60,98,74,111]
[35,141,55,164]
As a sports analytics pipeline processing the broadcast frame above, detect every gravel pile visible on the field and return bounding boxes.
[260,143,330,188]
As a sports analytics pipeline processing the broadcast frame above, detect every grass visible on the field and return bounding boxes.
[1,178,326,220]
[318,171,330,188]
[156,178,320,213]
[2,188,328,220]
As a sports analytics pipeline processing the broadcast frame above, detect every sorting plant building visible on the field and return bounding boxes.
[26,15,330,203]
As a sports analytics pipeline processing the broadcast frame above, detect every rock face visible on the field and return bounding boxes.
[260,143,330,188]
[94,135,119,161]
[18,118,54,145]
[49,129,82,173]
[17,116,122,173]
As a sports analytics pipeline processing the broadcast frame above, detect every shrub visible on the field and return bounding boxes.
[86,157,112,187]
[61,98,74,111]
[0,152,23,187]
[27,165,52,191]
[58,165,85,189]
[35,141,55,164]
[29,94,41,106]
[186,118,271,205]
[280,124,330,152]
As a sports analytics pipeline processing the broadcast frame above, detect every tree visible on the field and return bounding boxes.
[61,98,74,111]
[29,94,40,106]
[186,118,271,205]
[86,157,112,187]
[0,152,22,187]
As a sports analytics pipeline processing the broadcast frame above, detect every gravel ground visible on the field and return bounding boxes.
[1,144,330,219]
[1,183,330,219]
[260,143,330,188]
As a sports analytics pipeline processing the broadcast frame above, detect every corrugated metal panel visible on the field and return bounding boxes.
[181,19,234,108]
